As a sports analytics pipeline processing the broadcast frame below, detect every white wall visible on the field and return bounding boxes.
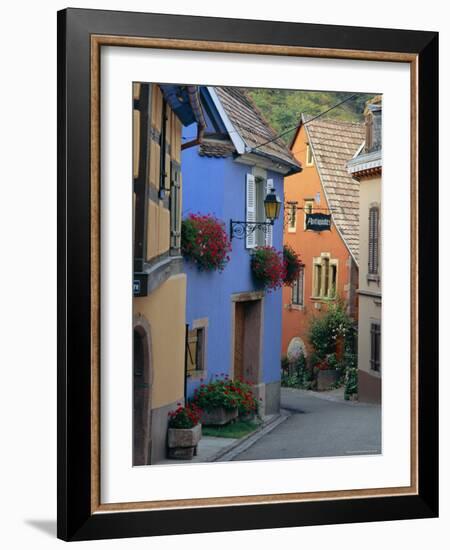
[0,1,447,549]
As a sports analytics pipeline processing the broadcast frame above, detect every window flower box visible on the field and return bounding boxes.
[283,244,303,286]
[181,213,231,271]
[250,246,286,291]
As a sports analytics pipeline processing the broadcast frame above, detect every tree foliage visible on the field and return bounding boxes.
[248,89,374,144]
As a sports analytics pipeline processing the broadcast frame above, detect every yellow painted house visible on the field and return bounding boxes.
[348,96,382,403]
[132,83,205,465]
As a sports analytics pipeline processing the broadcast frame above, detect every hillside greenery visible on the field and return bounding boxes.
[247,89,374,144]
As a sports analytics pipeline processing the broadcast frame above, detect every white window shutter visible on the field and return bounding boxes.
[246,173,256,249]
[265,178,274,246]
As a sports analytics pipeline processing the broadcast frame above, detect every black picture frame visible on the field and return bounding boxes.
[57,8,438,541]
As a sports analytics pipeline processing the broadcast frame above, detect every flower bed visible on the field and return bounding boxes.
[251,246,286,291]
[181,213,231,271]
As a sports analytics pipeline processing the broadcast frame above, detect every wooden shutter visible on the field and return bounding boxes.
[186,329,198,375]
[133,83,152,273]
[368,207,380,274]
[159,101,171,192]
[265,178,274,246]
[163,110,171,191]
[246,173,256,249]
[170,161,182,252]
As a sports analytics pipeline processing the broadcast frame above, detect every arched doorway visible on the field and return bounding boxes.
[133,315,153,466]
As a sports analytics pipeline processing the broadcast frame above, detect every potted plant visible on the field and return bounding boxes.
[250,246,286,291]
[283,244,303,286]
[167,403,202,460]
[191,376,239,425]
[181,213,231,271]
[315,354,340,391]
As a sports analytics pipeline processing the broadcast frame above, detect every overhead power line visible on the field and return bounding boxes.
[249,93,360,153]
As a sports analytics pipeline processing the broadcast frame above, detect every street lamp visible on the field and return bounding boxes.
[230,187,282,240]
[264,188,282,223]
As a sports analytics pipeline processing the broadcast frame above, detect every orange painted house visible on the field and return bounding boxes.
[282,116,364,360]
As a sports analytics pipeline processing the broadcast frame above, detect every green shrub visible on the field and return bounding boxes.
[344,367,358,399]
[308,301,357,361]
[280,353,313,389]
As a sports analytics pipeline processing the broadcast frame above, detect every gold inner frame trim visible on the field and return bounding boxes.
[90,34,419,514]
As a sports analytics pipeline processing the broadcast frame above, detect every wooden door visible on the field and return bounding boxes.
[234,299,262,383]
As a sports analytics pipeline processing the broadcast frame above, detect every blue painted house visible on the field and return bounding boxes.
[182,87,301,415]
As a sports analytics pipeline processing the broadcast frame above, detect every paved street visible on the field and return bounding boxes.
[232,388,381,461]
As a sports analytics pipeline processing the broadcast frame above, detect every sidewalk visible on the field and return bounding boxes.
[155,414,287,465]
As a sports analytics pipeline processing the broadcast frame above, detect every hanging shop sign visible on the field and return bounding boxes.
[305,213,331,231]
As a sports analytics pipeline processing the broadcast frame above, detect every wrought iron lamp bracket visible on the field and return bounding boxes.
[229,220,273,241]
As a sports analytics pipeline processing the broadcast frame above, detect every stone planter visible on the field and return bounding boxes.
[317,368,339,391]
[200,407,238,426]
[167,423,202,460]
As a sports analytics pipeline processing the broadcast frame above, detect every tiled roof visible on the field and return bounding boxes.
[304,116,365,262]
[214,87,301,172]
[199,140,235,158]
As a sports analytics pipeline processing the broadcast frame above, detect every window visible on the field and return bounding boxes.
[370,322,381,372]
[186,326,205,376]
[246,173,273,248]
[306,143,314,166]
[368,206,380,276]
[313,262,322,297]
[291,265,305,306]
[288,203,297,232]
[312,254,338,299]
[304,199,314,230]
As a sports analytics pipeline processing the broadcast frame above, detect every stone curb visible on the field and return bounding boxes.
[207,412,290,462]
